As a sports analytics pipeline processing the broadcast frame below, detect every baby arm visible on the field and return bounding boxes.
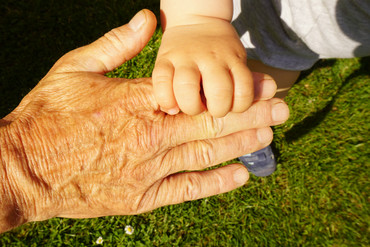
[153,0,254,117]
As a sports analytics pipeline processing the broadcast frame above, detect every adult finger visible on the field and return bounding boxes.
[150,163,249,209]
[162,127,273,174]
[252,72,277,101]
[164,98,289,147]
[53,9,157,74]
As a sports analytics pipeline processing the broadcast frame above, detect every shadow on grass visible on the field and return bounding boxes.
[297,59,337,81]
[285,57,370,142]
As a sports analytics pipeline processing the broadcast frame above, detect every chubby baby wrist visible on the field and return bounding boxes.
[163,15,232,31]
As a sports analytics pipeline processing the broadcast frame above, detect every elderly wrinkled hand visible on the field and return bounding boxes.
[0,9,289,233]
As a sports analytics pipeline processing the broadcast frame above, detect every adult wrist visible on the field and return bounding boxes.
[0,124,28,233]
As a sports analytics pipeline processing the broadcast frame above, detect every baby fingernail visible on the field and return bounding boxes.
[272,102,289,122]
[160,107,180,115]
[167,108,180,115]
[233,167,249,185]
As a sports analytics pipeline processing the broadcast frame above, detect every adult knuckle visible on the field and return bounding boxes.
[213,117,225,137]
[251,101,272,126]
[212,171,225,193]
[104,28,123,44]
[184,174,202,201]
[196,140,215,165]
[102,28,129,55]
[201,114,223,138]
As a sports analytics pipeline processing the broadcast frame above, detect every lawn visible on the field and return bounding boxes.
[0,1,369,246]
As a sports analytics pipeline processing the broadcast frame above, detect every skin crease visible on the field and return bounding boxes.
[0,9,289,233]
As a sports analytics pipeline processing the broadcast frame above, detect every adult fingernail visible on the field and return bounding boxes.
[272,102,289,122]
[257,127,273,143]
[233,167,249,185]
[129,10,146,32]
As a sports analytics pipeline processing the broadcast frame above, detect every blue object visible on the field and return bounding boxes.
[238,146,276,177]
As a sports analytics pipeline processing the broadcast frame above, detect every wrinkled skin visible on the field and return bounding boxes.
[0,10,289,232]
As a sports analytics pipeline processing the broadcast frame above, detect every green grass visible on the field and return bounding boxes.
[1,1,369,246]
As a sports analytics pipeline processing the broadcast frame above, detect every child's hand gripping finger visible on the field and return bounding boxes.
[153,20,256,117]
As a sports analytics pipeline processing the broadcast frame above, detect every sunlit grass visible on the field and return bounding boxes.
[0,1,369,246]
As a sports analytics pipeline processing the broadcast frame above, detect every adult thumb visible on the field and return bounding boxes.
[56,9,157,74]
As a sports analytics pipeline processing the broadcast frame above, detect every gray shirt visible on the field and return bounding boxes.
[232,0,370,70]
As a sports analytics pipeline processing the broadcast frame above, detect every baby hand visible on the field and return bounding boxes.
[153,19,254,117]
